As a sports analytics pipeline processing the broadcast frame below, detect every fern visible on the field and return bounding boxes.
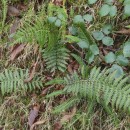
[0,68,43,95]
[43,44,70,72]
[47,67,130,115]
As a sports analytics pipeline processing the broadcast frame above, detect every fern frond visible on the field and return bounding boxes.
[49,67,130,114]
[13,17,48,47]
[63,67,130,114]
[43,44,70,72]
[0,68,43,95]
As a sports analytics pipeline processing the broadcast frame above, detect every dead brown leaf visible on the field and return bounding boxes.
[116,29,130,35]
[8,6,20,17]
[60,107,76,123]
[30,120,46,130]
[54,122,62,130]
[51,0,63,6]
[54,107,76,130]
[10,44,25,61]
[24,62,37,83]
[9,18,20,42]
[28,104,40,127]
[41,85,54,96]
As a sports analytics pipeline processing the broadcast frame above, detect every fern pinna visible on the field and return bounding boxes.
[0,69,43,95]
[47,67,130,115]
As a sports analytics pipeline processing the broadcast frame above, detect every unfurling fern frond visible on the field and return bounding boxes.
[43,44,70,72]
[48,67,130,114]
[0,69,43,95]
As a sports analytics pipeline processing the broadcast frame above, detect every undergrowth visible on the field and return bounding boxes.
[0,0,130,130]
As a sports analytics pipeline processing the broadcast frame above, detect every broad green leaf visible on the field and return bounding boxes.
[105,52,116,63]
[55,19,61,27]
[109,5,117,17]
[85,51,95,64]
[124,0,130,5]
[102,24,112,35]
[69,26,77,35]
[88,0,97,4]
[48,17,57,23]
[123,40,130,57]
[102,36,114,46]
[90,45,99,55]
[116,55,129,66]
[66,35,81,43]
[73,15,84,23]
[124,5,130,17]
[99,4,110,17]
[77,40,89,49]
[92,31,104,41]
[110,64,124,78]
[104,0,113,4]
[83,14,93,23]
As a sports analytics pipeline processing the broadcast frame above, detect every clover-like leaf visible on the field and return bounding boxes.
[109,5,117,17]
[102,24,112,35]
[90,45,99,55]
[55,19,61,27]
[99,4,110,17]
[77,40,89,49]
[116,55,129,66]
[110,64,124,78]
[102,36,114,46]
[123,40,130,57]
[73,15,84,23]
[88,0,97,4]
[105,52,116,63]
[92,31,104,41]
[83,14,93,23]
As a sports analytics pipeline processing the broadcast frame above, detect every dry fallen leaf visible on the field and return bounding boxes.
[8,6,20,17]
[10,44,25,61]
[24,62,37,83]
[28,104,40,127]
[51,0,63,6]
[41,85,54,96]
[60,107,76,123]
[30,120,46,130]
[116,29,130,35]
[54,122,62,130]
[54,107,76,130]
[9,18,20,42]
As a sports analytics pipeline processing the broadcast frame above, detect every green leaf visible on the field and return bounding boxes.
[104,0,113,4]
[85,51,95,64]
[109,5,117,17]
[102,36,114,46]
[69,26,77,35]
[110,64,124,78]
[116,55,129,66]
[102,24,112,35]
[73,15,84,23]
[90,45,99,55]
[124,0,130,5]
[99,4,110,17]
[83,14,93,23]
[92,31,104,41]
[77,40,89,49]
[55,19,61,27]
[105,52,116,63]
[88,0,97,4]
[66,35,81,43]
[48,17,57,23]
[124,5,130,17]
[123,40,130,57]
